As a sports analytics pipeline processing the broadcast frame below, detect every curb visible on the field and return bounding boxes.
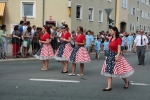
[0,58,37,62]
[0,53,104,62]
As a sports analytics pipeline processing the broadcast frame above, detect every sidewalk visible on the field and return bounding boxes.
[0,54,37,62]
[0,52,100,62]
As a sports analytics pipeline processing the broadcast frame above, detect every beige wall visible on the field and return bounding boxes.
[44,0,71,29]
[4,0,71,34]
[71,0,116,35]
[5,0,43,34]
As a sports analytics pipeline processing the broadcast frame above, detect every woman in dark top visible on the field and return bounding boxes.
[12,25,22,58]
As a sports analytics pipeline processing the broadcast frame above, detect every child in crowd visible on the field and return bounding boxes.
[70,30,76,48]
[95,38,101,60]
[103,38,109,60]
[120,34,126,56]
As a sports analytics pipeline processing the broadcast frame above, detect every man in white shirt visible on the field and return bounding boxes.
[133,29,149,66]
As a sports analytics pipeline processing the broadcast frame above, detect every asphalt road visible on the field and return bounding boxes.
[0,53,150,100]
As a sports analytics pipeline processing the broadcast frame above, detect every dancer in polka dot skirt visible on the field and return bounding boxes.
[101,27,134,91]
[68,26,91,76]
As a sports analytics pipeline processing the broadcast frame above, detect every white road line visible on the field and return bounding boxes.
[29,78,80,83]
[131,83,150,86]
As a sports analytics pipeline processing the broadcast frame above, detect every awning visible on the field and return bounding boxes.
[46,20,56,23]
[0,3,5,16]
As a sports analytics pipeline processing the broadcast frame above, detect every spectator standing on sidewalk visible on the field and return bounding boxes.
[85,30,94,54]
[103,38,109,60]
[18,21,24,56]
[127,33,134,55]
[22,26,32,58]
[23,16,27,24]
[31,25,36,54]
[23,21,30,33]
[32,27,41,55]
[0,25,11,59]
[51,26,58,52]
[133,29,149,66]
[0,26,2,59]
[94,37,101,60]
[120,34,126,56]
[56,28,62,48]
[18,21,24,36]
[31,25,36,37]
[12,25,22,58]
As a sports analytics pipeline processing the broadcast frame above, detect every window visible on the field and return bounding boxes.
[121,0,127,8]
[137,17,139,26]
[131,7,135,15]
[89,8,94,21]
[140,10,145,18]
[137,1,140,8]
[142,25,144,29]
[76,4,82,20]
[130,23,135,32]
[21,1,36,18]
[145,11,149,19]
[148,26,150,32]
[107,0,111,2]
[144,26,146,31]
[146,0,149,5]
[141,0,145,3]
[140,25,142,29]
[98,10,103,22]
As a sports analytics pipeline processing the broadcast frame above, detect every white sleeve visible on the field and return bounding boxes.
[145,36,149,44]
[134,37,137,43]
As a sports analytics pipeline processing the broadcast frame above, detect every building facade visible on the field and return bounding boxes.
[116,0,150,33]
[0,0,116,34]
[0,0,71,34]
[70,0,116,34]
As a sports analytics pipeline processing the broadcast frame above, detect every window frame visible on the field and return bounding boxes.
[131,6,136,15]
[107,0,111,2]
[98,9,103,23]
[130,23,135,32]
[21,1,36,19]
[76,4,83,20]
[121,0,127,9]
[88,7,94,22]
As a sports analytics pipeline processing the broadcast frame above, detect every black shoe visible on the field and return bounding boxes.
[61,71,68,73]
[138,63,141,65]
[124,81,129,89]
[103,88,112,91]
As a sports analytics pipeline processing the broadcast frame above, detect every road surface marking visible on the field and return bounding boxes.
[30,78,80,83]
[131,83,150,86]
[130,81,134,83]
